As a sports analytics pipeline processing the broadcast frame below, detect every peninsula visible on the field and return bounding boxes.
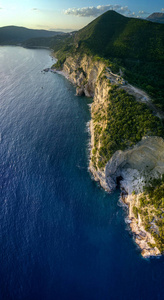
[25,10,164,257]
[50,11,164,258]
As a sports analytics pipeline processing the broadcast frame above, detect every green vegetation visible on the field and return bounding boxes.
[75,11,163,62]
[48,10,164,255]
[133,206,139,218]
[79,11,164,110]
[93,86,164,168]
[3,12,163,109]
[55,11,164,111]
[123,60,164,111]
[23,33,70,50]
[7,12,163,109]
[52,35,76,69]
[52,55,66,70]
[0,25,61,45]
[137,176,164,253]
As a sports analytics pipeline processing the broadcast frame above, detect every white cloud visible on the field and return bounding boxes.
[161,8,164,12]
[138,10,149,15]
[119,6,130,13]
[127,12,136,17]
[64,4,131,18]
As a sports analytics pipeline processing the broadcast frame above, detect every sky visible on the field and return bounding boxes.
[0,0,164,31]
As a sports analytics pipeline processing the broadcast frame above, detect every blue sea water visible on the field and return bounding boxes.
[0,46,164,300]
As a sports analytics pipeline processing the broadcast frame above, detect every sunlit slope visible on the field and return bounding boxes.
[74,10,164,62]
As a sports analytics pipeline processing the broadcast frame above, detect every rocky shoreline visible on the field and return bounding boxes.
[51,54,164,258]
[89,136,164,258]
[120,192,161,258]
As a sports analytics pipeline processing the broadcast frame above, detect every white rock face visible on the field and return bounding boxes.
[100,136,164,258]
[62,54,164,195]
[63,55,106,98]
[105,136,164,194]
[61,53,164,257]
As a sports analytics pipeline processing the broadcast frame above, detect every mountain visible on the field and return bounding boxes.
[73,10,164,62]
[52,11,164,256]
[54,11,164,255]
[2,12,163,109]
[147,13,164,24]
[22,33,71,49]
[0,26,63,45]
[55,10,164,110]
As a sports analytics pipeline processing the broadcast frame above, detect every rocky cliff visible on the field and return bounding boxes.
[58,54,164,257]
[62,54,107,98]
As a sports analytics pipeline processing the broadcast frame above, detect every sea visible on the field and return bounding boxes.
[0,46,164,300]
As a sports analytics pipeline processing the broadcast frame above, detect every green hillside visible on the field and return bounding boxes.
[0,26,63,45]
[75,11,164,61]
[22,33,71,50]
[55,11,164,111]
[7,12,162,111]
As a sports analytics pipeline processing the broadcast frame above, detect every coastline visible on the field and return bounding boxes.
[120,193,161,258]
[51,55,164,258]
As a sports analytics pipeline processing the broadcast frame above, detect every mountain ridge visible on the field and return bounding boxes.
[73,10,164,61]
[0,25,64,45]
[52,11,164,256]
[147,12,164,24]
[54,10,164,111]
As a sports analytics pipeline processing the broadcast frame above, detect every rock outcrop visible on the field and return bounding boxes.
[104,136,164,257]
[63,55,106,98]
[105,136,164,194]
[57,54,164,257]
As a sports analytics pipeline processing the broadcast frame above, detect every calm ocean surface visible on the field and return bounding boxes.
[0,46,164,300]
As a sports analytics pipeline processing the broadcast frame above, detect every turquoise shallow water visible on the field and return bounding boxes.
[0,46,164,300]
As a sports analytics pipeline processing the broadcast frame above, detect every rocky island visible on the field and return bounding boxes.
[49,10,164,257]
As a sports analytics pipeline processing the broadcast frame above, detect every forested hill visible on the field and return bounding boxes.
[22,33,71,50]
[73,10,164,62]
[55,10,164,111]
[2,12,163,110]
[0,26,63,45]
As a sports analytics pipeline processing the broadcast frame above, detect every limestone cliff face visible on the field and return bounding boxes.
[61,54,164,257]
[62,54,111,187]
[90,135,164,191]
[105,136,164,193]
[90,134,164,257]
[63,55,107,98]
[124,192,161,258]
[62,55,164,196]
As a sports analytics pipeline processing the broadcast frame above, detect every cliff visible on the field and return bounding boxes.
[54,54,164,258]
[62,55,107,97]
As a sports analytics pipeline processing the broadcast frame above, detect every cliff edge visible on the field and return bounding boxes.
[53,53,164,257]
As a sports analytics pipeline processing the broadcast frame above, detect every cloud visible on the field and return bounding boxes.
[119,6,130,13]
[127,12,136,17]
[138,10,149,15]
[161,8,164,12]
[64,4,131,18]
